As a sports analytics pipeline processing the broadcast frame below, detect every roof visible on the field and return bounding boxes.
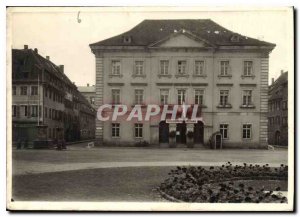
[12,48,95,112]
[12,49,76,89]
[90,19,275,48]
[269,71,288,90]
[269,71,288,100]
[77,86,96,93]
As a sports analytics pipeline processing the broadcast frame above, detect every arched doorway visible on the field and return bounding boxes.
[275,131,281,146]
[194,121,204,144]
[159,121,169,143]
[176,122,186,144]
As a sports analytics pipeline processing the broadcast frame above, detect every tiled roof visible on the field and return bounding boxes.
[90,19,275,48]
[269,71,288,92]
[77,86,96,93]
[12,48,95,112]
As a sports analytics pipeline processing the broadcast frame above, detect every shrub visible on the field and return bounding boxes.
[158,162,288,203]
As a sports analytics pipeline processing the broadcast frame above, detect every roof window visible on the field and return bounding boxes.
[231,34,240,42]
[123,36,132,44]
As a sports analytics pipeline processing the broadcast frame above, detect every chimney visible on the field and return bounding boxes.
[24,45,28,50]
[281,70,284,75]
[46,56,50,60]
[34,48,38,53]
[59,65,64,73]
[272,78,275,84]
[87,83,89,87]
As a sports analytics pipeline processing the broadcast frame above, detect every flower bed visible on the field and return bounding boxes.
[158,162,288,203]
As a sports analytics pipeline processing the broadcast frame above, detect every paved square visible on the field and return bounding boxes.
[11,144,288,201]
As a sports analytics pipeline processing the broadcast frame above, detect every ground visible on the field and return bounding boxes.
[11,142,288,202]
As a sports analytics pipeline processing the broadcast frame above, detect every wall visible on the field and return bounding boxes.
[94,47,268,147]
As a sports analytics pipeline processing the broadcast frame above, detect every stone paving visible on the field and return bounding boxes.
[12,143,288,175]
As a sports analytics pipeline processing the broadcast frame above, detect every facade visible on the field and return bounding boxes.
[90,19,275,148]
[78,84,96,109]
[12,46,96,145]
[268,71,288,146]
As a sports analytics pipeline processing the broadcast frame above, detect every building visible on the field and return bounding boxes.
[89,19,275,148]
[268,71,288,146]
[12,46,96,146]
[78,83,96,109]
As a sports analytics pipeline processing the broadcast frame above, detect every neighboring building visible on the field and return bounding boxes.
[12,45,96,145]
[78,84,96,109]
[90,19,275,148]
[268,71,288,146]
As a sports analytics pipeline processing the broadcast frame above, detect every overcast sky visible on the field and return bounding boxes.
[9,7,293,86]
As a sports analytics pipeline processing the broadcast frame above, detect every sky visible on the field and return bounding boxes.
[9,7,293,86]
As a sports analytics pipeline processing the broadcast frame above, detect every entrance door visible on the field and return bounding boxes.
[176,122,186,144]
[159,121,169,143]
[215,134,222,149]
[194,121,204,144]
[275,131,281,146]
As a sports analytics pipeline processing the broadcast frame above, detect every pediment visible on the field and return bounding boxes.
[149,31,215,48]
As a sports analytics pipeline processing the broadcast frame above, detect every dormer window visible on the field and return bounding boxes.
[123,36,132,44]
[231,34,240,42]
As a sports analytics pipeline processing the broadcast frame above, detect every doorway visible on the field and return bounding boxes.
[194,121,204,144]
[159,121,169,143]
[176,122,186,144]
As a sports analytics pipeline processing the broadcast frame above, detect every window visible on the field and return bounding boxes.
[49,90,52,99]
[242,124,252,139]
[23,105,28,116]
[160,89,169,105]
[276,116,281,125]
[31,105,38,117]
[177,61,187,75]
[277,100,281,110]
[48,128,51,138]
[220,61,230,76]
[111,60,121,75]
[194,89,204,105]
[112,89,120,104]
[242,90,252,105]
[12,105,17,117]
[12,86,16,95]
[135,89,144,105]
[219,90,229,106]
[177,89,186,105]
[282,101,288,110]
[135,123,143,138]
[244,61,253,76]
[112,123,120,138]
[220,124,228,139]
[160,60,169,75]
[45,88,48,97]
[194,61,204,75]
[282,116,288,126]
[135,61,144,76]
[31,86,38,95]
[45,107,47,118]
[20,86,27,95]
